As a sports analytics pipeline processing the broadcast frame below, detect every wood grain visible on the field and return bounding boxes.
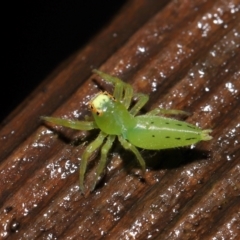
[1,0,239,239]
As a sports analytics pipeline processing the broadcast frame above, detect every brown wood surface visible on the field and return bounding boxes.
[1,0,239,239]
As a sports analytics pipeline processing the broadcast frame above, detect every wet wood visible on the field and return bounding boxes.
[1,0,239,239]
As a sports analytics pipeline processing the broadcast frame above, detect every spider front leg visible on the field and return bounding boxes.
[112,78,133,109]
[93,69,127,101]
[113,78,134,109]
[93,69,133,109]
[80,131,107,193]
[118,136,146,172]
[41,116,97,130]
[91,135,115,191]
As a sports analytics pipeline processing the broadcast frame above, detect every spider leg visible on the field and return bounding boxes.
[93,69,124,85]
[129,93,149,116]
[113,81,124,101]
[112,78,133,109]
[122,83,133,109]
[91,135,115,191]
[93,69,124,101]
[146,108,190,116]
[118,136,146,172]
[92,69,133,108]
[80,131,107,193]
[42,116,97,130]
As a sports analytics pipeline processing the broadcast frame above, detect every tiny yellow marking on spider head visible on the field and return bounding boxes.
[89,91,114,116]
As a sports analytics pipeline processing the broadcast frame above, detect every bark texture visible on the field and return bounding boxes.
[1,0,239,239]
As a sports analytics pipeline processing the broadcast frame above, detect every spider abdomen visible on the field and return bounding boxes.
[126,115,212,150]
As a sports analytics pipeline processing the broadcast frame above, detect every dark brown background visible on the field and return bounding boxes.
[1,0,239,239]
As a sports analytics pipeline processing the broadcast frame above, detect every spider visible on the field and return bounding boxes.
[42,69,212,193]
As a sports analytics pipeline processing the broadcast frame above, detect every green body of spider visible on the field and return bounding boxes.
[42,69,212,193]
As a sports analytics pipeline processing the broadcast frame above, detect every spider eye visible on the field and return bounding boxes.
[89,102,103,116]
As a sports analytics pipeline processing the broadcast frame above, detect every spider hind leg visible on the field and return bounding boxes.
[118,136,146,172]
